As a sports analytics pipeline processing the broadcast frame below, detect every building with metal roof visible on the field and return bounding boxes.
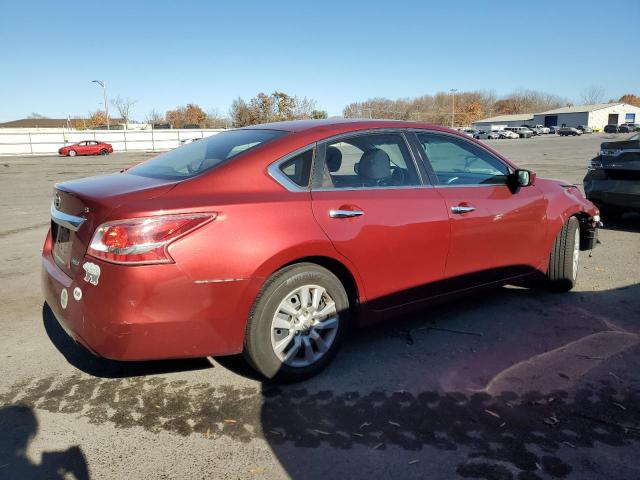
[532,103,640,129]
[473,103,640,132]
[471,114,534,131]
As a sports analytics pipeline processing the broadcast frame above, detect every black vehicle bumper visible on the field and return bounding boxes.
[584,172,640,211]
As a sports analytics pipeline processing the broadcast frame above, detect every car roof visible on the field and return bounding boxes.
[240,118,453,134]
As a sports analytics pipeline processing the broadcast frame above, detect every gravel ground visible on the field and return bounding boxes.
[1,132,639,480]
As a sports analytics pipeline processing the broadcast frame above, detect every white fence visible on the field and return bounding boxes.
[0,128,226,156]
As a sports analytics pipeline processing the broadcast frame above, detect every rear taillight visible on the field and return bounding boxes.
[88,213,215,265]
[588,158,603,171]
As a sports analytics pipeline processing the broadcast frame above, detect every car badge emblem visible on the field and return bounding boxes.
[54,193,61,209]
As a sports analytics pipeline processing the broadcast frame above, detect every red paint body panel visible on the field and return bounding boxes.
[41,120,598,361]
[436,184,548,277]
[311,188,450,311]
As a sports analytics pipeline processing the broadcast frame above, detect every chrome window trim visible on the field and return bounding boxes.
[312,184,434,192]
[267,143,316,193]
[51,204,86,231]
[409,128,514,189]
[311,128,427,192]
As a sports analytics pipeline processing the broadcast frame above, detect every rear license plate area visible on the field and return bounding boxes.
[53,224,72,269]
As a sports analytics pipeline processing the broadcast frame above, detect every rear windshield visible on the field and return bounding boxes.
[128,129,288,179]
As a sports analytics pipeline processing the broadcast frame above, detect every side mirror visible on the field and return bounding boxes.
[507,169,535,192]
[514,169,535,187]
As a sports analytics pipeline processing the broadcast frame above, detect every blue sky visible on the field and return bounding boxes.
[0,0,638,122]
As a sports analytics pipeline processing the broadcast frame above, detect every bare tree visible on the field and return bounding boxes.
[110,96,137,125]
[580,86,605,105]
[204,108,230,128]
[145,109,163,125]
[27,112,48,119]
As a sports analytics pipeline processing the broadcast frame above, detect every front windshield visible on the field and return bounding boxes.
[128,129,288,179]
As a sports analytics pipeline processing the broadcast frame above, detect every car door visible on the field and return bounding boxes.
[87,141,101,154]
[310,130,450,312]
[73,141,87,154]
[413,131,548,284]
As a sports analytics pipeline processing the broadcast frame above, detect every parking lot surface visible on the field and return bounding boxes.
[1,133,639,480]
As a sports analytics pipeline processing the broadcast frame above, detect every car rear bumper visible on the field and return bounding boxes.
[584,177,640,210]
[41,230,259,361]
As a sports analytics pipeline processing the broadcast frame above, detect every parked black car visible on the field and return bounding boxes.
[583,132,640,220]
[619,124,639,133]
[558,127,582,136]
[604,124,620,133]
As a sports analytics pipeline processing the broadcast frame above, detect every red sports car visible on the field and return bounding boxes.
[42,120,600,381]
[58,140,113,157]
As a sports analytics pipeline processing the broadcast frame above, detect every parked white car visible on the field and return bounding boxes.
[505,126,533,138]
[474,130,501,140]
[534,124,551,134]
[497,130,519,139]
[458,128,476,138]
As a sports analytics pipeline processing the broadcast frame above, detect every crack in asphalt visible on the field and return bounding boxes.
[1,375,639,479]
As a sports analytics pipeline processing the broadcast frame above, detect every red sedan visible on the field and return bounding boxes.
[58,140,113,157]
[42,120,600,381]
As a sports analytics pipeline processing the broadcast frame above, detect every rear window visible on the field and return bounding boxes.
[128,129,288,179]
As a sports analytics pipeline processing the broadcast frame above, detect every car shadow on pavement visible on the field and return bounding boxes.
[259,282,640,479]
[42,303,212,378]
[0,405,90,480]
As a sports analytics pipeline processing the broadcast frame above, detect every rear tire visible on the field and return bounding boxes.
[68,149,77,157]
[243,263,349,382]
[546,217,580,292]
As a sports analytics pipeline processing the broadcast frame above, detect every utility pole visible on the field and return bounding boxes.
[450,89,457,128]
[91,80,109,129]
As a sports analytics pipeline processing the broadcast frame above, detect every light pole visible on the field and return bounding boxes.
[91,80,109,129]
[450,89,457,128]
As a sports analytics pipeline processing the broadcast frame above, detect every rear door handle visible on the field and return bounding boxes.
[329,209,364,218]
[451,205,475,214]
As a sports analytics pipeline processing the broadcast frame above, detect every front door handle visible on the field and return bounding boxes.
[451,205,475,214]
[329,209,364,218]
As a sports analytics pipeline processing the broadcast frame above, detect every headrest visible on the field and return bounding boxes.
[358,148,391,180]
[326,146,342,172]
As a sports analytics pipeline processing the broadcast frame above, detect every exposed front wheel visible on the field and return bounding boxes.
[68,149,77,157]
[100,149,108,155]
[243,263,349,382]
[546,217,580,292]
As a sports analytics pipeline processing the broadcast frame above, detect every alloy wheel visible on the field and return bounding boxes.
[270,284,339,368]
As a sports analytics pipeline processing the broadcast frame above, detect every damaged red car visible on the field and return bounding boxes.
[42,120,600,381]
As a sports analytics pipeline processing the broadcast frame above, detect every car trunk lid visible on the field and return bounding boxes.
[51,173,179,276]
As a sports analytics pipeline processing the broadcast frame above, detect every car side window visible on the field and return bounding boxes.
[316,132,420,189]
[416,133,510,186]
[279,149,313,188]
